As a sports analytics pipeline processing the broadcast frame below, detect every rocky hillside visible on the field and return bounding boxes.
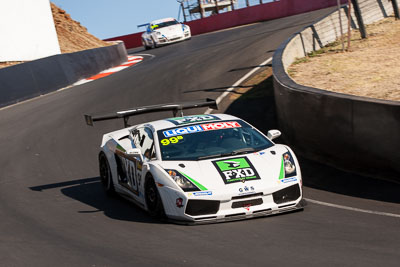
[51,2,110,53]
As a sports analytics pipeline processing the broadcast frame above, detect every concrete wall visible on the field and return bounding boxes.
[106,0,347,49]
[0,42,127,108]
[0,0,61,61]
[272,0,400,181]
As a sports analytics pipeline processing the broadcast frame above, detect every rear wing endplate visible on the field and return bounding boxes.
[84,98,218,127]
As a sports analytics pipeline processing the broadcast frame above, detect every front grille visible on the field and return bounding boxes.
[232,193,263,200]
[273,184,301,204]
[232,198,263,209]
[185,200,220,216]
[170,37,182,41]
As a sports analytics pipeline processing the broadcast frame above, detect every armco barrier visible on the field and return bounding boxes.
[273,0,400,181]
[106,0,347,49]
[0,42,127,108]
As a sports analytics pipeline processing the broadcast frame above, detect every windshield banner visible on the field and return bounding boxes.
[166,115,220,125]
[163,121,241,137]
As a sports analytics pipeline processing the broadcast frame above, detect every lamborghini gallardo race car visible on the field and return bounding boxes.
[85,99,304,224]
[139,17,191,50]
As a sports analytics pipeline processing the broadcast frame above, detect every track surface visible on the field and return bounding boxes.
[1,8,399,266]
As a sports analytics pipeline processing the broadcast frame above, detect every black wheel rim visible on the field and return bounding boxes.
[100,158,109,188]
[146,182,157,211]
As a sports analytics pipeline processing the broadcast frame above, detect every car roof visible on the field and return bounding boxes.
[150,17,177,25]
[139,113,241,131]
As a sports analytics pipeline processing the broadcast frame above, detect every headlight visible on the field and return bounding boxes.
[155,31,161,36]
[283,152,296,177]
[165,169,198,192]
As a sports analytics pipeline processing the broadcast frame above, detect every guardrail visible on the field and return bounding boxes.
[272,0,400,182]
[106,0,347,49]
[0,42,127,108]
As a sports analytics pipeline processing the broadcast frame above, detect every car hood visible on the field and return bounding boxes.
[157,145,289,196]
[155,25,183,37]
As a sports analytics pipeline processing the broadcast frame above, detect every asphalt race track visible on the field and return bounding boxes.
[1,7,399,266]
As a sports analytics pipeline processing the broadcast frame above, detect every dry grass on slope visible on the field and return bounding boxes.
[288,17,400,102]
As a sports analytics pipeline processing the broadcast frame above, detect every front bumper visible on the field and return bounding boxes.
[170,199,306,225]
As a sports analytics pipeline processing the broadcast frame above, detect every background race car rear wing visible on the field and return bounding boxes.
[137,23,150,28]
[84,98,218,127]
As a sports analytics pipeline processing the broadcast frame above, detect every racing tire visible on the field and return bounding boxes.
[151,37,158,49]
[145,176,165,218]
[142,38,151,50]
[99,153,116,196]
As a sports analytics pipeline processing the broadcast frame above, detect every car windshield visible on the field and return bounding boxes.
[157,120,273,161]
[151,20,179,29]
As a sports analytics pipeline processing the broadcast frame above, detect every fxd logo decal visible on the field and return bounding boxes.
[167,115,219,125]
[212,157,260,184]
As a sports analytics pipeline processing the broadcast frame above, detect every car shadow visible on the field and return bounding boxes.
[183,85,253,94]
[224,75,400,204]
[29,177,168,224]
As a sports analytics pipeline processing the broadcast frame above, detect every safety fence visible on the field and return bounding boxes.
[105,0,348,49]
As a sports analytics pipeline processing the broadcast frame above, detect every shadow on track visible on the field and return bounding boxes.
[183,85,253,94]
[224,73,400,204]
[30,177,167,224]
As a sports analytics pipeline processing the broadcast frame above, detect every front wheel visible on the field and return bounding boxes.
[99,153,115,196]
[151,37,158,49]
[142,38,151,50]
[145,176,165,218]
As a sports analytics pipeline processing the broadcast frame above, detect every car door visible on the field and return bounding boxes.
[114,127,154,198]
[129,126,155,196]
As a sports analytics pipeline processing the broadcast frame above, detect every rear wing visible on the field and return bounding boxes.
[137,23,150,29]
[84,98,218,127]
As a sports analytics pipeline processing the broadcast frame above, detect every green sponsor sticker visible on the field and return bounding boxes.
[212,157,260,184]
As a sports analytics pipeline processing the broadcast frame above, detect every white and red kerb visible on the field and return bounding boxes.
[74,55,143,85]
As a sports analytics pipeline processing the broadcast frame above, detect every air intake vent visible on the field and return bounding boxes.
[272,184,301,204]
[185,200,220,216]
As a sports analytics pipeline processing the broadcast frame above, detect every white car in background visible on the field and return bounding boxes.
[139,18,191,50]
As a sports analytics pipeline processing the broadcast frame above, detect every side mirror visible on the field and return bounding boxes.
[127,148,143,161]
[267,130,281,140]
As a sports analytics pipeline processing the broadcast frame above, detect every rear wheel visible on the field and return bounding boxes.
[99,153,115,196]
[145,176,165,218]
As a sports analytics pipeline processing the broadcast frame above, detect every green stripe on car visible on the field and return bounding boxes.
[181,172,208,191]
[279,158,285,180]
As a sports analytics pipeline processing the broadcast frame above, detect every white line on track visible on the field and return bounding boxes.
[201,55,400,219]
[204,57,273,114]
[305,198,400,218]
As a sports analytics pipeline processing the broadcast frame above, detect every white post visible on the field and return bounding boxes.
[0,0,60,61]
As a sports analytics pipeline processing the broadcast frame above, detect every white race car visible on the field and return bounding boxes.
[139,17,191,50]
[85,99,304,224]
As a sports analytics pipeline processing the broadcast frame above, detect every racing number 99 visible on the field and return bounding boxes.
[161,136,183,146]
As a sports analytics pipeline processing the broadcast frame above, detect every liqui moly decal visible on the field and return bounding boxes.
[163,121,241,137]
[201,121,241,130]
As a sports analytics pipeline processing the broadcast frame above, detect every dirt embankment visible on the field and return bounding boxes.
[288,17,400,102]
[0,2,110,69]
[51,3,110,53]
